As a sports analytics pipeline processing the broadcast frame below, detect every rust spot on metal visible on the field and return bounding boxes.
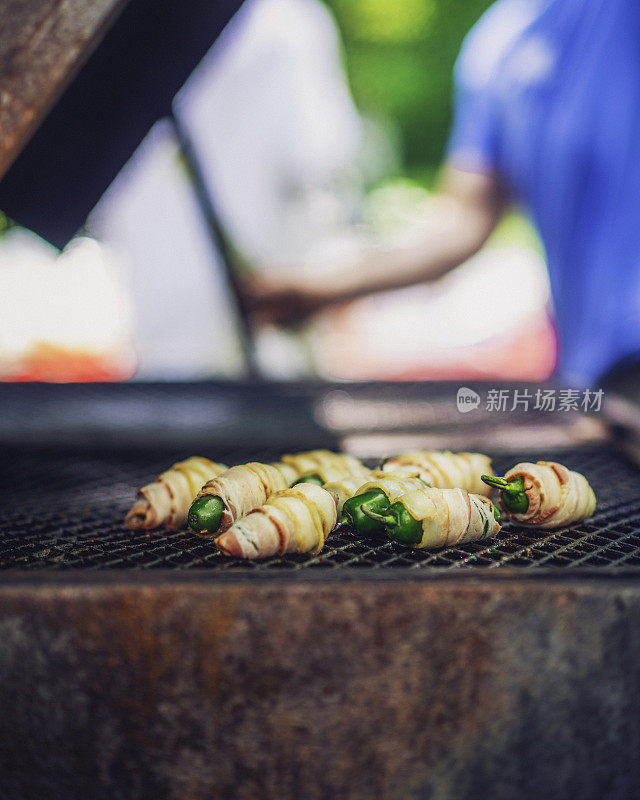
[0,0,128,178]
[1,576,640,798]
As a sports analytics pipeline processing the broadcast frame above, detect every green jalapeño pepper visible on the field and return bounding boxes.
[188,495,225,534]
[361,501,422,545]
[481,474,529,514]
[341,489,391,534]
[293,473,324,486]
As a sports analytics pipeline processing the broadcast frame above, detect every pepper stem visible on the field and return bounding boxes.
[360,505,396,526]
[482,474,526,499]
[482,474,529,514]
[333,514,351,531]
[481,475,509,490]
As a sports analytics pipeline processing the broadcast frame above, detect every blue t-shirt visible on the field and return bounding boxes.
[448,0,640,386]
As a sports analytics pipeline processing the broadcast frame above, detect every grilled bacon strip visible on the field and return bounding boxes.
[295,461,371,488]
[382,450,493,496]
[352,473,431,505]
[285,450,368,484]
[215,483,338,559]
[124,457,228,530]
[322,472,379,516]
[402,487,501,549]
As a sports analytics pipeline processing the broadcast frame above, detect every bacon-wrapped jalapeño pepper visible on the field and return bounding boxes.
[381,450,493,496]
[124,457,228,531]
[361,486,501,548]
[215,483,338,559]
[481,461,596,529]
[188,450,366,537]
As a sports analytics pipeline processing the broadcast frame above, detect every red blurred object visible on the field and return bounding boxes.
[390,314,558,382]
[2,342,136,382]
[315,309,557,383]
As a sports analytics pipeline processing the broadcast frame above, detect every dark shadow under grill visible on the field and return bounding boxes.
[2,444,639,571]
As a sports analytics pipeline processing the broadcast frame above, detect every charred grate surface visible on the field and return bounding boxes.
[1,445,639,571]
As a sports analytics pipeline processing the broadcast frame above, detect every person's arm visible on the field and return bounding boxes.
[241,164,506,326]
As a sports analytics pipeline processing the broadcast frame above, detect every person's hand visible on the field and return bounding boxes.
[239,270,337,327]
[240,165,505,328]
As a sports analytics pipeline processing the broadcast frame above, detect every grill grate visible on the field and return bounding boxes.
[1,445,640,571]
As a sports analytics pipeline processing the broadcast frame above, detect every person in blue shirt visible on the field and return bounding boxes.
[244,0,640,389]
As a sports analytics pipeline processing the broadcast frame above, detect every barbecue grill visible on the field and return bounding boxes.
[2,442,638,572]
[2,380,640,800]
[3,2,640,798]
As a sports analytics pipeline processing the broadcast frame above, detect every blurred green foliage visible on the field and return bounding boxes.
[0,210,13,238]
[324,0,494,175]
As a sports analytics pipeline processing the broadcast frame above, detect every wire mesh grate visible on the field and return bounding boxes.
[1,444,639,571]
